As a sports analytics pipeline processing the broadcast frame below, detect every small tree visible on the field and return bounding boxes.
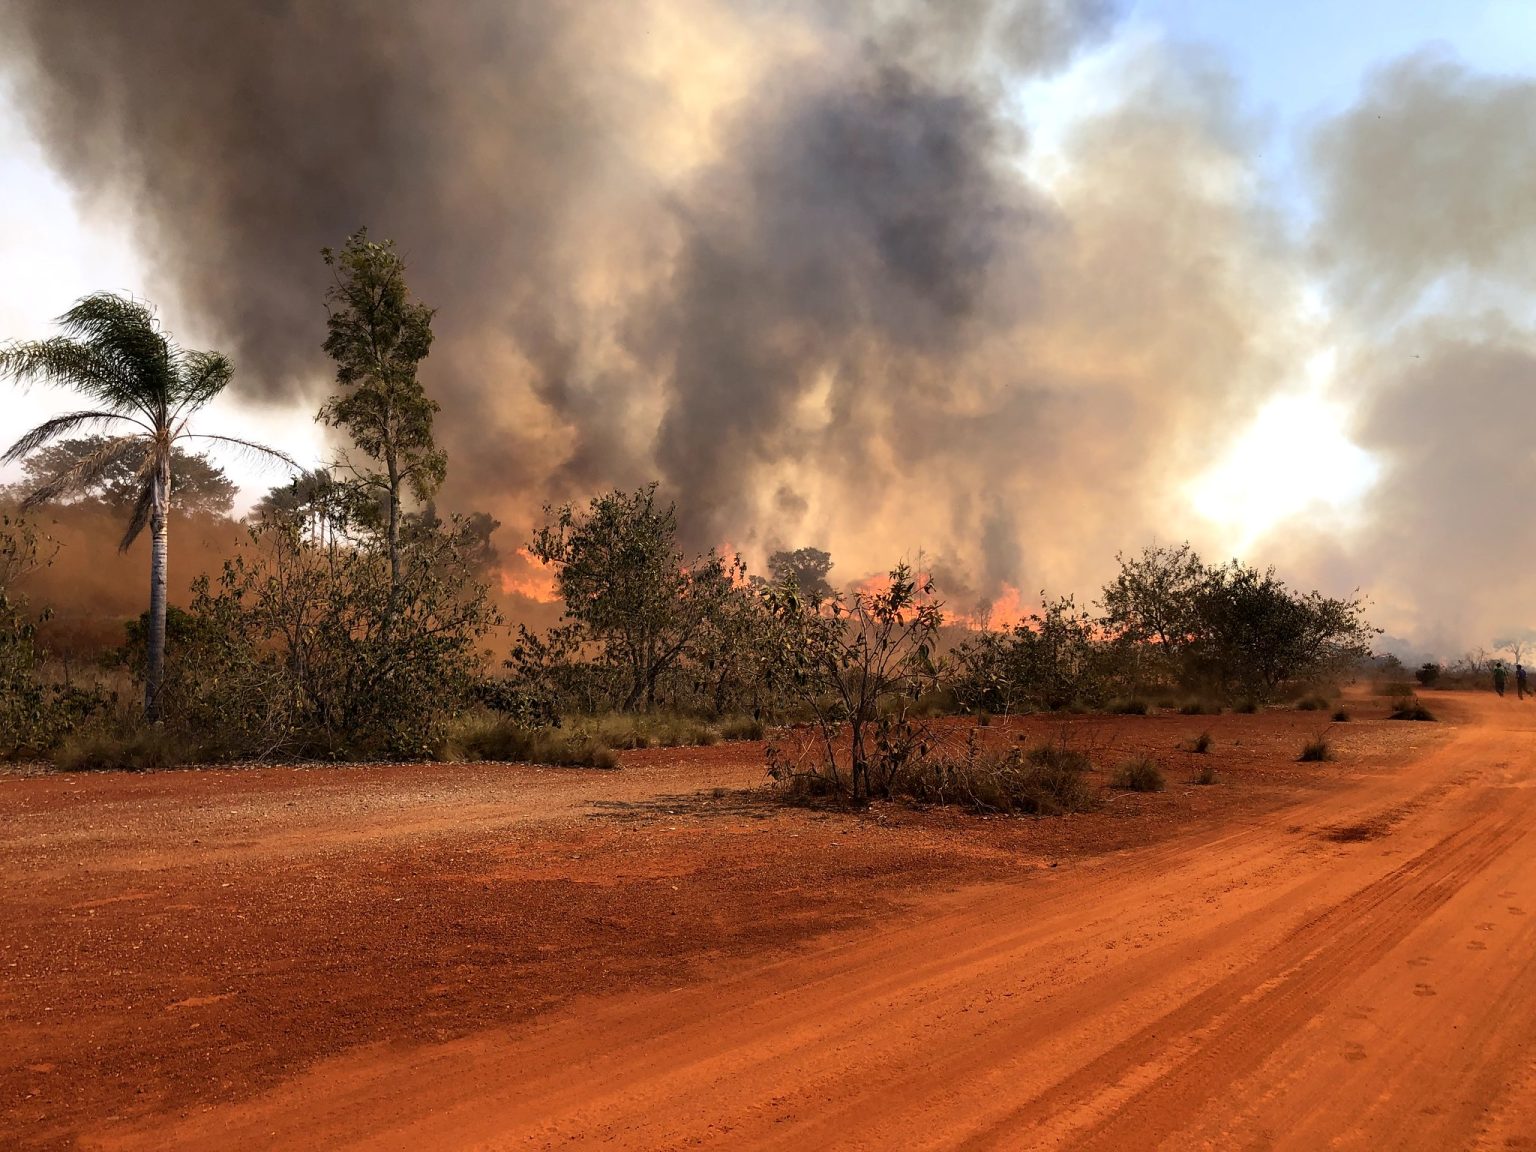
[766,563,942,802]
[19,436,238,516]
[530,484,734,712]
[767,547,835,607]
[319,228,445,606]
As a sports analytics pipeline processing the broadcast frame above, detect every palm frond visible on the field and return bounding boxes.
[181,433,299,472]
[0,338,147,415]
[2,410,145,464]
[18,434,148,509]
[54,294,176,415]
[119,482,156,552]
[172,350,235,416]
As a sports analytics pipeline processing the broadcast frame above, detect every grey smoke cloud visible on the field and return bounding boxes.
[8,2,1517,645]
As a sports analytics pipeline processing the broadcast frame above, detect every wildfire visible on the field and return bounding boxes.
[498,547,561,603]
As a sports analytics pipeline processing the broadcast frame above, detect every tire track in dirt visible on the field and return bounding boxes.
[969,795,1530,1148]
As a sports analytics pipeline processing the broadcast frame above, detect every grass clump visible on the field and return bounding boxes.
[1109,698,1150,716]
[579,713,721,750]
[445,714,619,769]
[717,714,765,742]
[1110,755,1165,792]
[1190,730,1213,754]
[53,726,194,773]
[1178,700,1221,716]
[1234,699,1260,714]
[1298,736,1333,762]
[1192,762,1218,786]
[1295,694,1331,712]
[1389,696,1436,722]
[1332,708,1351,722]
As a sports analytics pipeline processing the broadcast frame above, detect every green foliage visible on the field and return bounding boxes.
[1111,755,1165,791]
[0,292,291,721]
[763,562,943,802]
[766,547,835,605]
[319,229,445,591]
[161,518,499,760]
[527,485,744,713]
[0,515,107,757]
[950,594,1109,714]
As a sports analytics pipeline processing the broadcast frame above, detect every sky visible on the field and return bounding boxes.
[0,0,1533,657]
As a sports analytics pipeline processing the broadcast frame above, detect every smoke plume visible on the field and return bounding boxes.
[3,6,1527,647]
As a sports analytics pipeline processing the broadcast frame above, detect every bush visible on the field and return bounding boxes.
[1390,698,1436,721]
[772,737,1099,816]
[1191,730,1213,754]
[53,726,194,773]
[442,714,619,769]
[1111,755,1165,792]
[1415,662,1441,687]
[1179,700,1220,716]
[1332,708,1351,722]
[1234,699,1260,714]
[1109,698,1150,715]
[1192,762,1217,786]
[718,714,766,741]
[1298,736,1332,762]
[1295,694,1331,712]
[580,713,722,750]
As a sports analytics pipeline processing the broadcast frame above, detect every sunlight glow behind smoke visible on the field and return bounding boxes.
[1187,391,1379,554]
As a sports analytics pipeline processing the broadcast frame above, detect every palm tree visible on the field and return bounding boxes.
[0,294,293,721]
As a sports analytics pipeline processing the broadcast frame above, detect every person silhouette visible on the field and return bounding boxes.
[1518,663,1528,701]
[1494,662,1508,697]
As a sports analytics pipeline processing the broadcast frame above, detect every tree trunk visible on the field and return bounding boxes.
[144,469,170,723]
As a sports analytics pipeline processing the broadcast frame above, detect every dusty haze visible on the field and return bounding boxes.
[0,3,1532,652]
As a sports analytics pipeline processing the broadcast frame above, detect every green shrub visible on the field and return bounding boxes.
[1111,755,1165,791]
[1109,698,1150,716]
[53,727,194,773]
[1298,737,1332,762]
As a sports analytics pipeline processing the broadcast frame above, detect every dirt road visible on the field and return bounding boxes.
[19,693,1518,1149]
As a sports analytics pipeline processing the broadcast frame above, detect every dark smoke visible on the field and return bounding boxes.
[4,0,1425,632]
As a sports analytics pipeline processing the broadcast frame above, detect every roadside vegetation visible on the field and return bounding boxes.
[1,233,1392,789]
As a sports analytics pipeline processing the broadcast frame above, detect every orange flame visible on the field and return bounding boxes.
[499,546,561,603]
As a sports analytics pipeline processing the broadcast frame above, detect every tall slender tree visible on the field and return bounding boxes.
[0,294,292,720]
[318,229,444,610]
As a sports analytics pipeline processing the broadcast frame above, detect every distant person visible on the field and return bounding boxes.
[1519,664,1529,700]
[1494,662,1508,697]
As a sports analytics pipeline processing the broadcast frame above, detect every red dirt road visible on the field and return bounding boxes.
[7,695,1535,1148]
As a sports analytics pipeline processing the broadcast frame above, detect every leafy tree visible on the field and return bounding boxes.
[0,294,290,720]
[529,484,734,711]
[20,435,237,516]
[167,516,499,759]
[253,467,350,542]
[768,547,835,606]
[319,228,444,603]
[765,563,942,801]
[1101,542,1205,690]
[1188,561,1374,702]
